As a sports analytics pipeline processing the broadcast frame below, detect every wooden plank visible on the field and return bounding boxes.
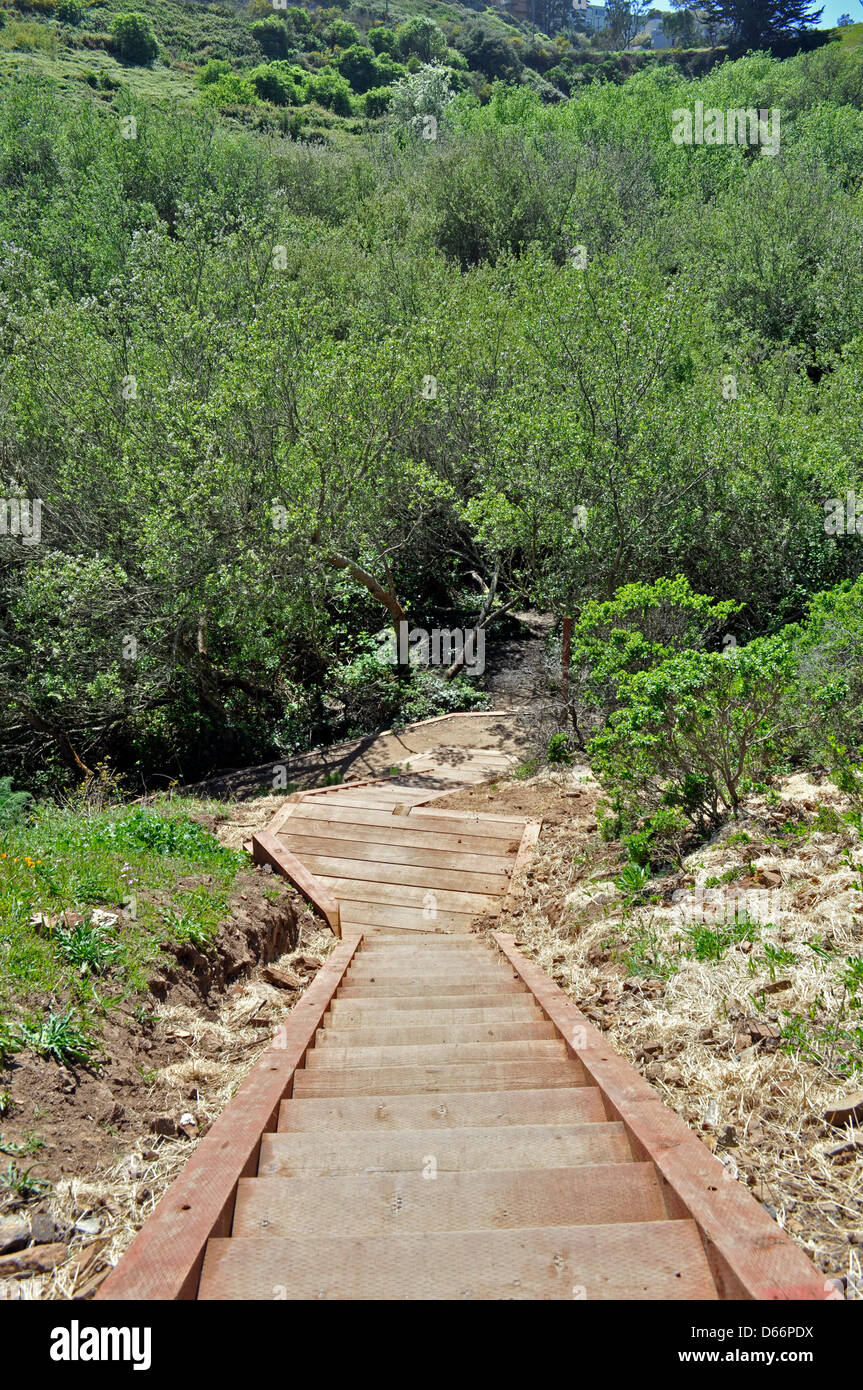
[291,1057,587,1096]
[95,933,363,1301]
[199,1221,719,1300]
[280,818,520,859]
[502,820,542,910]
[317,877,500,916]
[289,802,524,841]
[338,902,484,932]
[302,1039,568,1070]
[232,1164,666,1237]
[300,853,507,896]
[251,830,341,937]
[277,1086,604,1131]
[407,806,528,829]
[301,790,433,810]
[258,1121,629,1176]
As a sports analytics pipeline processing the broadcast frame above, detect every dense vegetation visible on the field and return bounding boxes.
[1,13,862,812]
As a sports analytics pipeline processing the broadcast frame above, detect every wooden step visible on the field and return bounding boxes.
[316,1020,558,1047]
[343,971,517,990]
[339,904,483,932]
[233,1163,666,1237]
[287,803,523,842]
[337,980,525,999]
[258,1122,632,1177]
[284,834,514,874]
[199,1221,719,1300]
[327,1005,544,1029]
[328,994,538,1016]
[324,879,500,915]
[302,1039,567,1070]
[305,855,508,896]
[278,1087,607,1132]
[292,1058,587,1097]
[359,933,492,945]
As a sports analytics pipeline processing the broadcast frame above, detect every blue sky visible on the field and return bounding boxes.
[648,0,857,24]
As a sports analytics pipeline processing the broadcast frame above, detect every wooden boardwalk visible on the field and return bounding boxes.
[100,744,830,1302]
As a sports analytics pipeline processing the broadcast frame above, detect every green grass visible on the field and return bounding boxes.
[836,21,863,49]
[0,794,247,1066]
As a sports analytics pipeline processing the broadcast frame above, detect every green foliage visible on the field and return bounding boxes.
[590,632,802,833]
[111,12,159,66]
[395,16,447,64]
[305,66,353,114]
[546,732,573,765]
[250,16,292,59]
[364,85,393,117]
[0,780,31,830]
[16,1007,99,1067]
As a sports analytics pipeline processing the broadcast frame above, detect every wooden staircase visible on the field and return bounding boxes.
[99,740,830,1302]
[198,932,720,1300]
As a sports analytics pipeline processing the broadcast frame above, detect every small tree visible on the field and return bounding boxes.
[698,0,824,51]
[389,64,453,132]
[111,12,159,65]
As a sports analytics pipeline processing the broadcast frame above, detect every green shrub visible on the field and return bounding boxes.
[546,732,573,765]
[111,12,158,66]
[0,778,31,829]
[249,61,306,105]
[200,72,260,108]
[197,58,232,87]
[56,0,83,22]
[1,20,58,52]
[368,25,396,55]
[250,17,291,60]
[395,16,447,64]
[590,633,801,835]
[305,67,353,115]
[364,85,392,117]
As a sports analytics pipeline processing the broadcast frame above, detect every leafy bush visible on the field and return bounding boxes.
[546,732,573,765]
[200,72,260,108]
[305,67,353,115]
[56,0,83,23]
[368,25,396,55]
[325,19,361,50]
[395,16,447,64]
[250,61,306,105]
[590,633,801,834]
[250,17,291,60]
[0,778,31,829]
[364,85,392,117]
[111,13,158,66]
[197,58,232,87]
[338,44,379,94]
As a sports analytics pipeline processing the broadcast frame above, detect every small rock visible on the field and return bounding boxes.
[74,1216,101,1237]
[0,1242,68,1276]
[150,1116,177,1138]
[90,909,119,929]
[665,1066,683,1084]
[823,1091,863,1129]
[0,1218,29,1256]
[29,1214,69,1246]
[262,964,303,990]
